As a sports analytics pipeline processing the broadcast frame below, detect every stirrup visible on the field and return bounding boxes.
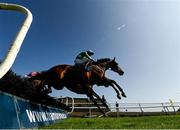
[85,66,91,72]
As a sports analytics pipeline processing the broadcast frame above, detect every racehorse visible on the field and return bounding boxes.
[29,57,126,116]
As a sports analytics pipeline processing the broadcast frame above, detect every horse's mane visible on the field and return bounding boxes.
[97,58,111,63]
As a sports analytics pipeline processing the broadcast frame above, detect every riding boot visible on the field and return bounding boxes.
[84,62,91,71]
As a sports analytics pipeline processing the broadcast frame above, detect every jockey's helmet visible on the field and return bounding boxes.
[87,50,94,55]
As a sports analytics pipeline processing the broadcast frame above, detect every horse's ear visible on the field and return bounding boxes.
[113,57,116,61]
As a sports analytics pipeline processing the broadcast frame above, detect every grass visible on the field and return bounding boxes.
[40,115,180,129]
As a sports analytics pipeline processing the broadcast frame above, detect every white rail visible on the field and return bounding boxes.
[67,97,75,114]
[109,102,180,113]
[67,102,180,113]
[0,3,33,79]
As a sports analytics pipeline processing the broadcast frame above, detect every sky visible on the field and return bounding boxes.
[0,0,180,104]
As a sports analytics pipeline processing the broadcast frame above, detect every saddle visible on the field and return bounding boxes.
[74,60,96,71]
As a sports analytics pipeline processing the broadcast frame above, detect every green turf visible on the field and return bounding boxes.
[40,115,180,129]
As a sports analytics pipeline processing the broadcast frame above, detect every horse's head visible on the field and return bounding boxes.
[109,57,124,76]
[97,57,124,76]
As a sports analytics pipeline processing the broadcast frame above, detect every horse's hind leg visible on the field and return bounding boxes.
[86,89,107,116]
[32,80,45,92]
[91,90,109,110]
[43,80,52,93]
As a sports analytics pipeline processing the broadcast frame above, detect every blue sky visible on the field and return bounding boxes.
[0,0,180,103]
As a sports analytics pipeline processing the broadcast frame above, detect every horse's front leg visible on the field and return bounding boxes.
[103,77,127,98]
[97,79,122,100]
[111,79,126,98]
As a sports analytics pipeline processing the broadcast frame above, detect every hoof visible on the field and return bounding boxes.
[117,95,121,99]
[99,113,108,117]
[122,93,127,98]
[105,85,108,88]
[42,89,52,94]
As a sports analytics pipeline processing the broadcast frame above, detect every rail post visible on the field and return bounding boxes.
[161,103,167,114]
[0,3,33,79]
[115,102,119,117]
[139,103,143,114]
[169,99,176,114]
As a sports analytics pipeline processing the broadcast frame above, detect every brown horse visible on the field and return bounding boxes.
[29,57,126,116]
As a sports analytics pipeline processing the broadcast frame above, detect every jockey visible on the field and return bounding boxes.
[25,71,52,93]
[25,71,41,78]
[74,50,94,71]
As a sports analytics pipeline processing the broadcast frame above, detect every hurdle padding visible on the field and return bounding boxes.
[0,91,68,129]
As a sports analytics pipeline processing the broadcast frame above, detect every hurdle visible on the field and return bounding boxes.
[0,3,32,79]
[0,3,68,129]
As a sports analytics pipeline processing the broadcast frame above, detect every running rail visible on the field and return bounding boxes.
[67,97,75,114]
[0,3,33,79]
